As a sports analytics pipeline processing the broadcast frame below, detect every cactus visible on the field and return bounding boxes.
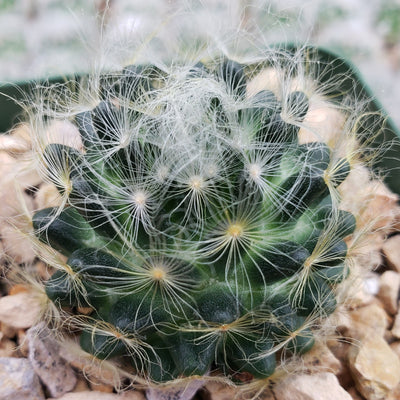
[28,48,367,391]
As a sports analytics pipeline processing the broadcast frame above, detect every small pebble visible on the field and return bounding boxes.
[49,390,146,400]
[377,270,400,315]
[72,375,90,392]
[27,323,77,398]
[0,357,44,400]
[348,301,389,338]
[59,344,121,387]
[17,329,29,357]
[45,119,83,151]
[273,372,352,400]
[302,341,342,375]
[390,341,400,359]
[147,379,205,400]
[391,308,400,339]
[348,334,400,400]
[383,234,400,273]
[0,337,17,357]
[0,292,41,329]
[347,387,365,400]
[1,227,36,264]
[89,377,114,393]
[35,182,62,209]
[0,134,30,154]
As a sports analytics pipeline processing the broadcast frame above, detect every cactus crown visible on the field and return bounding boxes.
[30,48,360,385]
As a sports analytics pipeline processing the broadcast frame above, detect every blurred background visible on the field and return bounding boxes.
[0,0,399,125]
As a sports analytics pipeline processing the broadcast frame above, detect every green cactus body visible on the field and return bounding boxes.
[31,53,359,386]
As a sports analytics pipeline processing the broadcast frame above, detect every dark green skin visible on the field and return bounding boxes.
[45,269,81,307]
[119,64,164,100]
[32,207,103,257]
[278,142,332,218]
[80,328,127,360]
[45,269,108,308]
[240,90,280,131]
[222,334,276,379]
[108,292,171,334]
[75,111,99,148]
[91,101,121,142]
[68,176,124,240]
[294,276,337,317]
[253,242,310,282]
[67,248,133,285]
[166,331,217,377]
[219,59,247,98]
[43,143,82,196]
[317,263,349,283]
[143,344,178,382]
[195,283,243,324]
[285,327,315,355]
[287,91,309,121]
[330,158,351,187]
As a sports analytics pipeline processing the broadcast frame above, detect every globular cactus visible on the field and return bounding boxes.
[29,49,363,390]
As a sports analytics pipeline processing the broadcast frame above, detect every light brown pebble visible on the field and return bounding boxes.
[59,344,121,387]
[377,270,400,315]
[346,387,365,400]
[0,357,45,399]
[302,341,342,375]
[72,376,90,392]
[17,329,29,357]
[348,334,400,400]
[9,123,32,145]
[0,152,17,183]
[357,180,399,232]
[384,328,396,343]
[1,322,18,339]
[49,390,146,400]
[76,306,94,315]
[387,384,400,400]
[298,102,346,148]
[391,308,400,339]
[394,209,400,231]
[147,378,207,400]
[273,372,352,400]
[337,166,369,220]
[14,167,42,190]
[246,68,281,98]
[0,240,5,265]
[0,162,37,217]
[383,234,400,273]
[203,382,238,400]
[27,323,77,398]
[45,119,83,151]
[327,339,353,388]
[0,222,36,264]
[204,381,273,400]
[0,151,40,225]
[390,341,400,359]
[344,273,379,309]
[336,301,388,340]
[354,238,384,273]
[9,284,30,295]
[0,152,41,201]
[0,337,17,357]
[0,292,41,329]
[0,134,30,154]
[89,377,114,393]
[35,182,63,209]
[34,260,53,280]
